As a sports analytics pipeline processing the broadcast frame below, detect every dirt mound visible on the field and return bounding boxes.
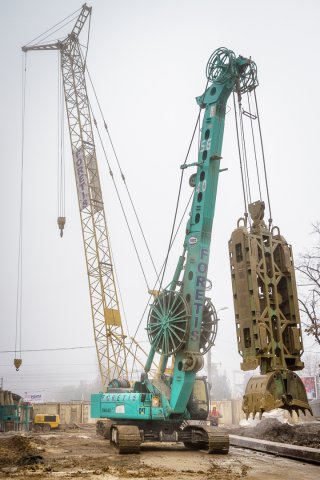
[0,435,36,466]
[228,419,320,448]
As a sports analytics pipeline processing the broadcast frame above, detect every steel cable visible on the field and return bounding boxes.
[118,190,195,377]
[91,113,151,291]
[254,89,273,226]
[158,108,202,291]
[238,99,252,205]
[233,92,248,217]
[82,57,159,280]
[15,53,28,361]
[158,73,210,291]
[57,51,65,219]
[247,92,262,201]
[24,7,82,47]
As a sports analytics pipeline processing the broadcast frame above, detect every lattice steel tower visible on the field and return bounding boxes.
[22,5,129,389]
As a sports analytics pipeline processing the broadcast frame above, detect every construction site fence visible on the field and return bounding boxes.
[32,401,94,425]
[31,398,314,427]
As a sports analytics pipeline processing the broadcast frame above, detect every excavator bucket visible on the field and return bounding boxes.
[242,370,312,419]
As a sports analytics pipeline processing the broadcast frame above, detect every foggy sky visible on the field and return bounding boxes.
[1,0,320,400]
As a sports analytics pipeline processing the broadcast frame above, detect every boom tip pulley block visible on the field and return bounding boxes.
[206,47,258,95]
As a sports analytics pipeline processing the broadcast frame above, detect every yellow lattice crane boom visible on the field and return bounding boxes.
[22,4,139,389]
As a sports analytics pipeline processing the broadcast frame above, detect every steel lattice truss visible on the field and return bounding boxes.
[22,5,151,389]
[61,39,129,388]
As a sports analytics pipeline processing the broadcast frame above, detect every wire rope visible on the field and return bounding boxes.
[108,238,131,339]
[83,57,159,280]
[57,53,60,216]
[0,362,99,367]
[158,104,203,292]
[118,75,210,376]
[198,111,201,151]
[254,89,273,226]
[2,346,95,354]
[0,339,159,355]
[57,51,65,219]
[234,82,273,231]
[83,44,208,371]
[92,114,151,290]
[24,7,82,47]
[29,16,80,47]
[117,190,194,377]
[247,92,262,201]
[232,92,248,218]
[238,98,252,206]
[15,53,28,362]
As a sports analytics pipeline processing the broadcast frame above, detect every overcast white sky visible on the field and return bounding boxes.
[1,0,319,400]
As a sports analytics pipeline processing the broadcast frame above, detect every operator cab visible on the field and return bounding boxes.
[187,376,210,420]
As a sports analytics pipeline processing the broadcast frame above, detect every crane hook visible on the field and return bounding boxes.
[57,217,66,237]
[14,358,22,371]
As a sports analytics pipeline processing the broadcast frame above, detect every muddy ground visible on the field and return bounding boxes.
[0,421,319,480]
[225,418,320,448]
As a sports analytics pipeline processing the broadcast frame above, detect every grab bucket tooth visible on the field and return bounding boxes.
[242,370,312,418]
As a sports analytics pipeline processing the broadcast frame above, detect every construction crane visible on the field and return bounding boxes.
[22,4,145,389]
[91,47,312,453]
[91,48,259,454]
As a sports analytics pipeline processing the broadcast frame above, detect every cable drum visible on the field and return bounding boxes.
[206,47,236,83]
[199,299,218,355]
[147,290,190,355]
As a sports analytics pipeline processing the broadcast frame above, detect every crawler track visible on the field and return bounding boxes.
[182,425,229,453]
[99,419,230,454]
[230,434,320,465]
[112,425,141,454]
[206,429,229,454]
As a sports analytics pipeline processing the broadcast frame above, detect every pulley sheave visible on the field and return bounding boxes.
[237,60,258,93]
[206,47,236,83]
[147,290,190,355]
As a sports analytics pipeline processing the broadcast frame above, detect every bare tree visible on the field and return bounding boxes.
[296,222,320,346]
[302,353,320,377]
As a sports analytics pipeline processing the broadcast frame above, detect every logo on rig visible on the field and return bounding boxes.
[73,148,90,210]
[191,248,208,341]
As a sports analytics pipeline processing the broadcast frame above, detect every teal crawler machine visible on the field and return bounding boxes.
[91,48,258,453]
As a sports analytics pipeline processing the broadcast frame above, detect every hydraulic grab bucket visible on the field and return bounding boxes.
[243,370,312,418]
[229,201,311,418]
